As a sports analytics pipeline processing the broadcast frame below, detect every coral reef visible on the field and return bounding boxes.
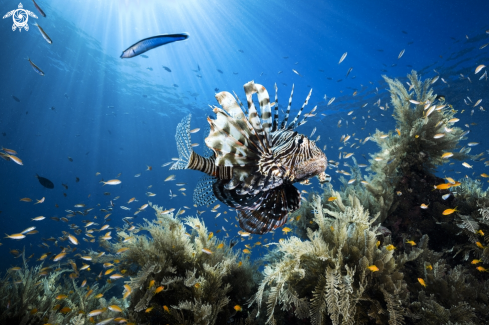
[99,204,259,324]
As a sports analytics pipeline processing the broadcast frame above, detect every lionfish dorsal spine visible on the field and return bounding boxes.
[244,82,270,153]
[280,84,295,130]
[298,105,317,127]
[233,90,248,115]
[287,88,312,130]
[272,83,279,132]
[252,83,273,146]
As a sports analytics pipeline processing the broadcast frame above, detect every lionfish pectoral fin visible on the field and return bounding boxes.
[170,114,193,170]
[213,179,267,210]
[193,175,218,207]
[237,183,301,235]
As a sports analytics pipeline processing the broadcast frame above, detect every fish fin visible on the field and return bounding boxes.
[193,175,218,207]
[237,183,301,234]
[272,83,279,131]
[243,81,270,150]
[202,125,213,158]
[287,88,312,130]
[205,107,261,167]
[279,84,295,129]
[170,115,193,170]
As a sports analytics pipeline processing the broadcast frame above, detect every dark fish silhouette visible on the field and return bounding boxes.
[120,33,189,58]
[36,174,54,189]
[214,88,219,92]
[12,95,20,102]
[76,177,80,182]
[163,66,172,72]
[141,55,148,58]
[217,69,223,74]
[173,84,179,87]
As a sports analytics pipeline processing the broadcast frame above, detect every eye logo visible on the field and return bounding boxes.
[3,3,37,32]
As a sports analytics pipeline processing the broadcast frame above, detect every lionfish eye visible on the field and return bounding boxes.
[297,137,304,145]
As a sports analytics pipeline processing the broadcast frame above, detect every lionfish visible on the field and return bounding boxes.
[171,81,330,234]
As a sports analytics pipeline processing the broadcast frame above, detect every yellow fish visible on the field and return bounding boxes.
[441,152,453,159]
[243,249,251,254]
[476,266,489,272]
[442,207,458,215]
[234,305,242,312]
[406,240,416,246]
[282,227,292,234]
[477,230,485,236]
[471,259,481,265]
[328,197,337,201]
[386,244,396,251]
[476,242,485,249]
[217,243,224,249]
[417,278,427,287]
[426,265,433,271]
[367,265,379,272]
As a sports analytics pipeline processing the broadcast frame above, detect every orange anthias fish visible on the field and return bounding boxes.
[282,227,292,234]
[367,265,379,272]
[442,207,458,215]
[234,305,242,312]
[434,183,452,190]
[476,242,485,249]
[418,278,427,287]
[476,266,489,272]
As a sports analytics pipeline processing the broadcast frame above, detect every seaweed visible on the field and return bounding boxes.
[100,203,259,324]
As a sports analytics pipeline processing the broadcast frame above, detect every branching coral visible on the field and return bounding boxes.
[100,204,258,324]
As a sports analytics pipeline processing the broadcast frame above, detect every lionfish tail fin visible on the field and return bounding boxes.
[170,114,193,170]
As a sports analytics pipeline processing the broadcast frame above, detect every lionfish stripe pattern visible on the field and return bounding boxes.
[171,80,329,234]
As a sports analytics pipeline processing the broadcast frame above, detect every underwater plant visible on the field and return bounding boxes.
[252,192,425,324]
[98,204,259,324]
[0,252,123,325]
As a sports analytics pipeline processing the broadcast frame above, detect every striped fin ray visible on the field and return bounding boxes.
[253,83,273,145]
[279,84,295,130]
[297,105,318,127]
[233,91,248,115]
[237,183,301,234]
[287,88,312,130]
[215,92,245,119]
[244,81,269,153]
[205,108,261,167]
[272,83,279,132]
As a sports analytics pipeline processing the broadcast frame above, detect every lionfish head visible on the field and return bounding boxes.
[284,132,327,183]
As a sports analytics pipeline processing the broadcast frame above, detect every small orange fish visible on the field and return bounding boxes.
[375,240,380,247]
[386,244,396,251]
[471,259,481,265]
[154,286,164,294]
[367,265,379,272]
[56,294,68,300]
[426,265,433,271]
[477,230,485,236]
[420,203,429,209]
[476,242,485,249]
[418,278,427,287]
[108,305,122,312]
[441,152,453,159]
[434,183,452,190]
[406,240,416,246]
[476,266,489,272]
[328,197,337,201]
[217,243,224,249]
[163,305,170,313]
[442,207,458,215]
[282,227,292,234]
[234,305,242,312]
[60,307,71,314]
[396,128,401,136]
[145,306,154,313]
[243,249,251,254]
[194,283,200,289]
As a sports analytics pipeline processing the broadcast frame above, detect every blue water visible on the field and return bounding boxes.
[1,0,489,270]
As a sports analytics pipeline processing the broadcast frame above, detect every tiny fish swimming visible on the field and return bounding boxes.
[171,81,330,234]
